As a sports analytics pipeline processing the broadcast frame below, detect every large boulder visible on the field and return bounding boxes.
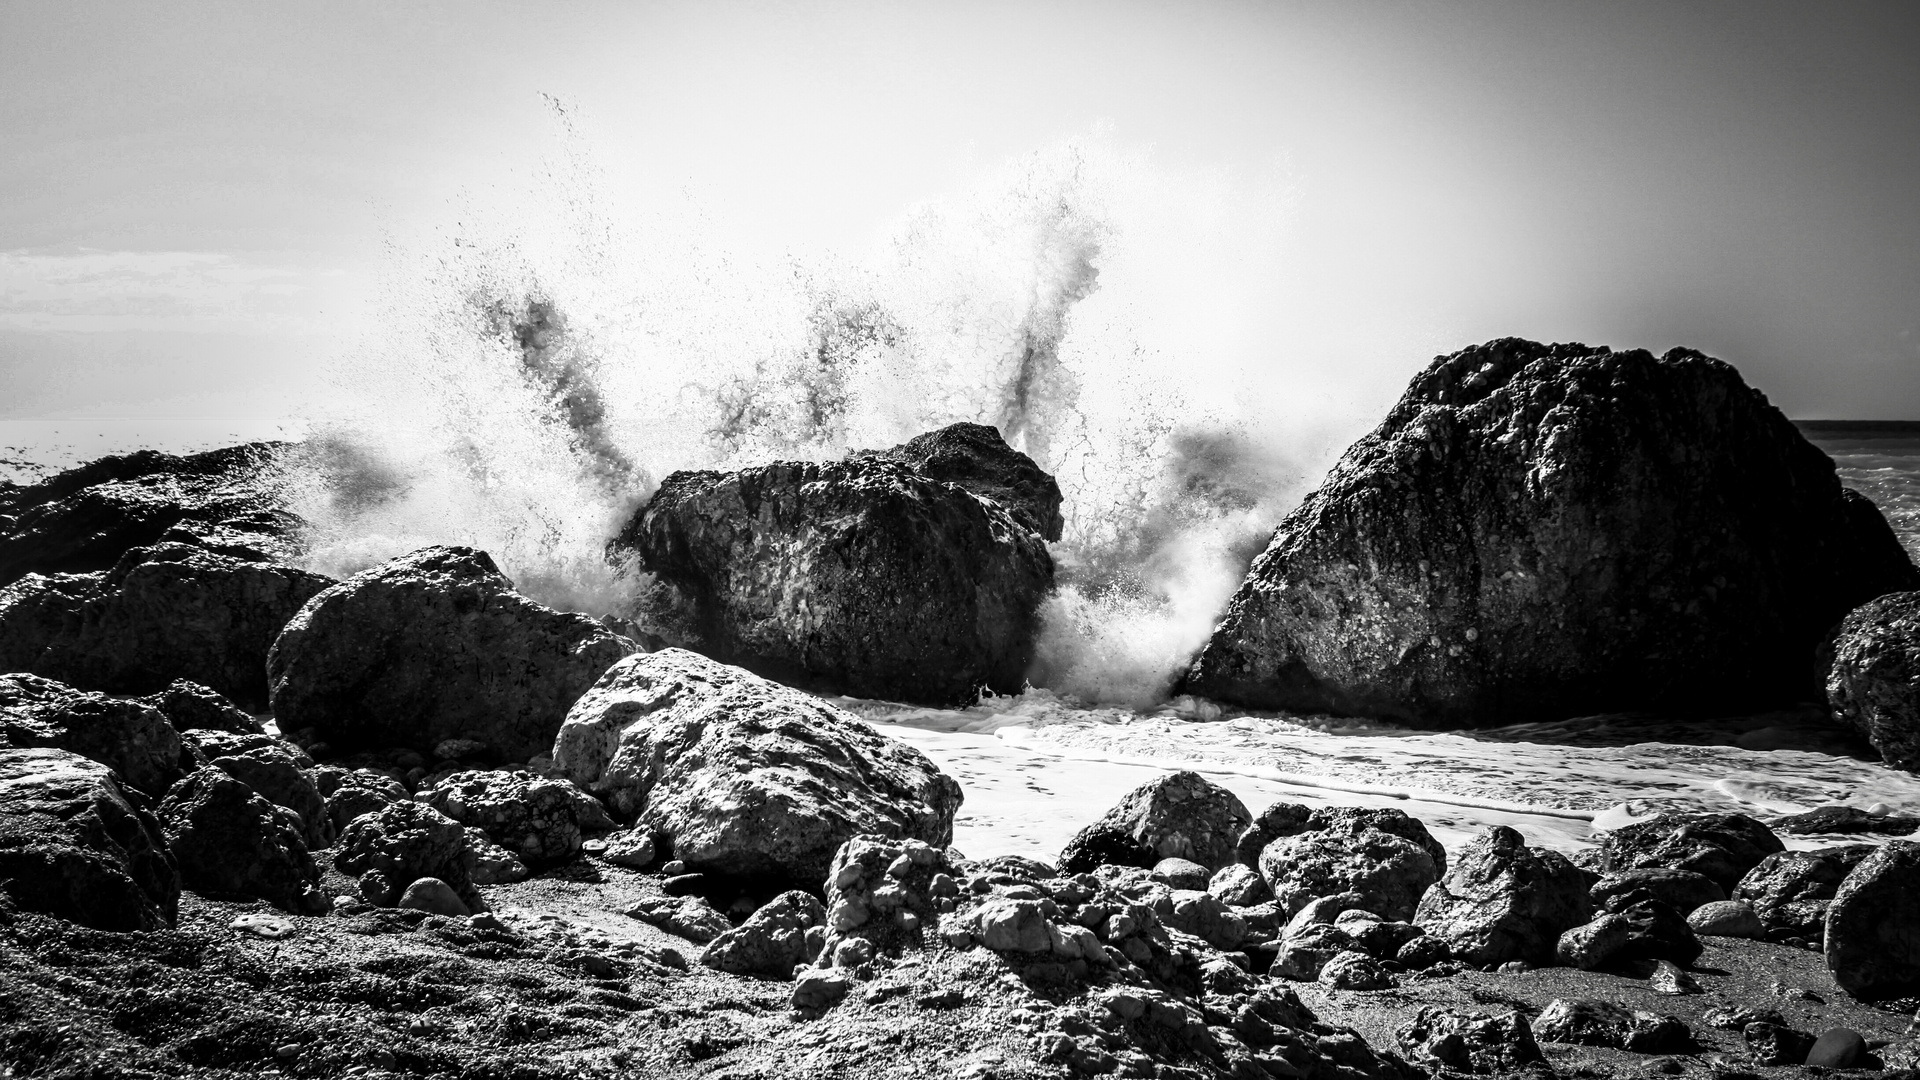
[1824,840,1920,998]
[856,422,1065,541]
[0,747,178,931]
[157,769,328,915]
[613,424,1055,705]
[1734,846,1875,940]
[551,649,962,886]
[1057,770,1251,875]
[1185,339,1920,725]
[1256,806,1445,921]
[1588,868,1725,916]
[0,673,182,797]
[266,546,634,762]
[1827,591,1920,770]
[417,769,612,866]
[1595,812,1783,892]
[1413,825,1592,967]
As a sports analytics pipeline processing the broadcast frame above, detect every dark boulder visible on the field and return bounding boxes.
[1185,339,1920,725]
[1596,812,1783,892]
[0,747,178,931]
[1057,771,1251,875]
[157,770,328,915]
[1413,825,1592,967]
[1395,1007,1543,1074]
[1255,806,1445,921]
[140,680,265,737]
[1744,1023,1817,1066]
[1827,591,1920,770]
[613,425,1055,705]
[0,673,182,797]
[333,800,482,912]
[1734,845,1875,939]
[857,422,1064,541]
[1557,899,1701,970]
[1589,867,1725,916]
[0,572,93,674]
[1772,804,1920,836]
[1533,1000,1691,1053]
[206,743,332,850]
[266,546,634,762]
[417,769,612,866]
[1825,840,1920,998]
[551,649,962,886]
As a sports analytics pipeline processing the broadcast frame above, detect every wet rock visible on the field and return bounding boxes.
[1828,591,1920,770]
[396,877,469,917]
[1414,824,1592,968]
[1597,812,1784,891]
[208,743,331,849]
[701,891,826,977]
[158,769,328,915]
[1395,1006,1544,1074]
[1805,1027,1869,1069]
[140,679,264,737]
[1687,900,1765,938]
[1825,839,1920,998]
[0,747,178,931]
[1151,857,1211,891]
[1317,950,1395,990]
[1590,867,1725,916]
[267,546,634,762]
[418,770,608,866]
[1207,863,1271,907]
[626,895,733,943]
[859,422,1065,542]
[1057,770,1251,876]
[552,649,961,885]
[1744,1022,1816,1066]
[1773,804,1920,835]
[1256,806,1445,920]
[333,800,480,911]
[615,424,1056,705]
[0,673,182,797]
[1186,339,1920,725]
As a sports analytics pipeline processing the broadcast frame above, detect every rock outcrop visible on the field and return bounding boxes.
[614,424,1055,705]
[0,747,178,931]
[157,769,328,915]
[267,546,634,762]
[0,674,182,797]
[552,650,962,886]
[141,679,265,737]
[1827,591,1920,770]
[1185,339,1920,726]
[1824,840,1920,998]
[1057,771,1251,875]
[1413,825,1592,967]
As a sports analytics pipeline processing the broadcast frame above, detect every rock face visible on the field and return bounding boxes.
[1824,840,1920,998]
[614,424,1055,705]
[1057,771,1252,875]
[0,747,178,931]
[0,674,183,797]
[1413,825,1592,967]
[1185,339,1920,726]
[157,770,328,915]
[267,546,634,762]
[1596,813,1783,892]
[1827,591,1920,770]
[552,650,963,885]
[1254,806,1445,921]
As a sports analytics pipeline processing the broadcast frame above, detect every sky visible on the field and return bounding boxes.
[3,0,1919,464]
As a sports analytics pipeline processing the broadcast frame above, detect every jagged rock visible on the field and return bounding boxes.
[315,767,408,833]
[0,747,178,931]
[1158,889,1248,951]
[1150,857,1210,891]
[1773,804,1920,835]
[1589,867,1725,916]
[1596,812,1784,891]
[1828,592,1920,770]
[267,546,634,762]
[1733,845,1874,939]
[625,895,733,943]
[701,890,826,977]
[1647,959,1701,995]
[597,828,657,869]
[613,424,1055,705]
[1687,900,1765,938]
[552,650,961,885]
[0,572,93,674]
[463,834,528,885]
[1256,806,1445,920]
[1395,1007,1543,1074]
[1413,825,1591,967]
[417,770,609,867]
[791,968,853,1010]
[1556,900,1700,970]
[1532,1000,1687,1052]
[1273,923,1355,981]
[140,680,264,736]
[158,770,328,915]
[1744,1022,1817,1066]
[333,800,481,911]
[1058,771,1251,876]
[1556,912,1632,969]
[858,422,1065,542]
[1207,863,1271,907]
[1704,1005,1785,1031]
[396,877,469,917]
[1334,909,1424,960]
[207,743,331,850]
[816,836,951,969]
[1235,801,1314,867]
[1317,950,1394,990]
[1186,339,1920,725]
[1825,840,1920,998]
[0,673,182,797]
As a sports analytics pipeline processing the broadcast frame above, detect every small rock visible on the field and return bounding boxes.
[1648,960,1701,995]
[231,912,297,938]
[1744,1022,1816,1066]
[791,968,852,1010]
[1805,1028,1868,1069]
[396,877,470,917]
[1207,862,1271,906]
[1318,950,1395,990]
[432,738,487,761]
[1687,899,1765,938]
[1150,857,1211,891]
[661,859,687,875]
[1704,1006,1785,1030]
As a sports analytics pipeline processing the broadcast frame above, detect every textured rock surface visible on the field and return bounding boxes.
[1395,1007,1542,1074]
[0,747,178,931]
[1588,868,1725,916]
[1255,806,1445,921]
[1058,771,1251,875]
[0,673,182,797]
[858,422,1065,542]
[334,800,480,911]
[700,890,826,977]
[1186,339,1920,725]
[267,546,634,762]
[1825,840,1920,998]
[614,424,1055,705]
[157,769,328,915]
[552,650,961,885]
[418,770,610,866]
[1596,812,1783,891]
[1687,900,1765,938]
[626,895,733,943]
[1413,825,1592,967]
[208,743,332,850]
[1734,845,1874,939]
[1827,591,1920,770]
[316,768,408,832]
[140,679,265,736]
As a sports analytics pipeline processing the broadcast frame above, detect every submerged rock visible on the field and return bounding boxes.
[1827,591,1920,770]
[551,649,962,885]
[267,546,634,762]
[1186,339,1920,726]
[0,747,178,931]
[1057,770,1251,875]
[1413,825,1592,968]
[614,423,1055,705]
[0,673,182,797]
[1825,840,1920,998]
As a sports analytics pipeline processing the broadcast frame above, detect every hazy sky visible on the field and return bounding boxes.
[4,0,1919,450]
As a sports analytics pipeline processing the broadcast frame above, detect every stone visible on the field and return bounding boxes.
[599,828,657,869]
[1626,1013,1693,1053]
[463,835,528,885]
[1395,1007,1544,1074]
[1647,959,1701,995]
[1828,592,1920,770]
[1603,900,1703,967]
[140,679,264,736]
[1414,824,1592,968]
[418,770,608,866]
[1150,857,1211,891]
[1185,339,1920,724]
[396,877,470,917]
[1744,1022,1816,1066]
[1589,867,1725,917]
[1317,950,1394,990]
[858,422,1065,542]
[626,895,733,943]
[0,673,182,797]
[0,747,178,931]
[1207,862,1271,907]
[1234,800,1314,867]
[551,650,961,885]
[1734,845,1874,939]
[1687,900,1765,938]
[1397,933,1452,970]
[208,743,331,850]
[1805,1028,1869,1069]
[613,424,1056,706]
[1159,889,1249,951]
[1703,1006,1785,1031]
[1256,806,1445,920]
[1596,812,1784,891]
[1273,923,1356,981]
[1557,912,1633,970]
[971,897,1052,953]
[1773,804,1920,835]
[157,769,328,915]
[267,546,634,762]
[333,800,481,911]
[791,968,852,1010]
[315,768,408,833]
[1533,999,1634,1048]
[1057,772,1253,875]
[701,891,827,978]
[1825,840,1920,998]
[1335,909,1425,960]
